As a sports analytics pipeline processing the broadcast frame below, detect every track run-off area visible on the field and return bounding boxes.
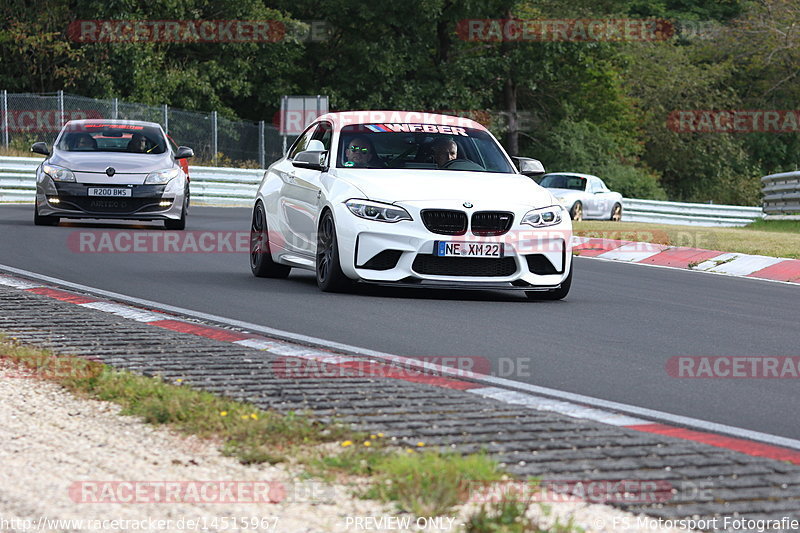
[1,204,798,443]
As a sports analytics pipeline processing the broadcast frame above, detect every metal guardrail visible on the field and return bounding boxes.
[1,155,765,226]
[622,198,762,227]
[0,155,262,206]
[762,171,800,218]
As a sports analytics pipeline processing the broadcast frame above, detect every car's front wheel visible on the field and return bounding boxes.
[526,266,572,301]
[316,210,352,292]
[164,191,188,230]
[33,204,59,226]
[610,203,622,222]
[570,201,583,221]
[250,202,291,278]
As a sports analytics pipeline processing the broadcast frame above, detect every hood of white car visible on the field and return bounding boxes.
[333,169,556,208]
[545,188,584,198]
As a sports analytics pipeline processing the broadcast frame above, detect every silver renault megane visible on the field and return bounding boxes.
[32,119,194,230]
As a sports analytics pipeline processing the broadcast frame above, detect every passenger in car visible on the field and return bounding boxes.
[431,138,458,167]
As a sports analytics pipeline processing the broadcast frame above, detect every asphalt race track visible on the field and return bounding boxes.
[1,204,798,440]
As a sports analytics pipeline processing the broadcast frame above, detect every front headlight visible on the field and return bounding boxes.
[145,168,180,185]
[555,196,568,205]
[522,205,563,227]
[345,199,412,223]
[42,164,75,182]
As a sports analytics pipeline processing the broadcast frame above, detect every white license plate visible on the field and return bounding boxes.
[434,241,504,258]
[88,187,131,197]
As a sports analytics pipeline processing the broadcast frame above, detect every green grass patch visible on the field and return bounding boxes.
[744,219,800,233]
[368,450,502,516]
[0,336,360,464]
[307,443,505,516]
[465,499,583,533]
[574,220,800,259]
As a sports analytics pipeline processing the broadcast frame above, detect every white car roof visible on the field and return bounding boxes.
[315,111,488,131]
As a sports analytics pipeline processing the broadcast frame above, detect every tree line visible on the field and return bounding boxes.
[2,0,798,205]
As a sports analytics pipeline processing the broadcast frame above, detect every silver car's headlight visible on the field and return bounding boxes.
[42,164,75,182]
[522,205,563,227]
[345,199,412,223]
[145,168,180,185]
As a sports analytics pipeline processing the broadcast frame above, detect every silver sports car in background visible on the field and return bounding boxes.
[540,172,623,221]
[32,119,194,229]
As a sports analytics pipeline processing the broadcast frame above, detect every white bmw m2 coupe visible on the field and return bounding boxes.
[250,112,573,299]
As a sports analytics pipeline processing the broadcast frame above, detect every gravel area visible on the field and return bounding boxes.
[0,359,695,533]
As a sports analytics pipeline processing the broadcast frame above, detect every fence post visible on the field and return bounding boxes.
[258,120,265,168]
[58,90,65,127]
[211,111,218,165]
[112,98,118,119]
[2,90,8,150]
[281,95,287,155]
[163,104,169,134]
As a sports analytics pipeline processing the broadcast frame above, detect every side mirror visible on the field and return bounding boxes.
[513,156,545,177]
[175,146,194,159]
[292,150,328,171]
[31,142,50,156]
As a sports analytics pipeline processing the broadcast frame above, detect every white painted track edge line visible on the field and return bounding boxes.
[2,262,800,451]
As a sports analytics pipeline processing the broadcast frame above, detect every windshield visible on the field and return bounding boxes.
[540,174,587,191]
[56,123,168,154]
[336,124,516,173]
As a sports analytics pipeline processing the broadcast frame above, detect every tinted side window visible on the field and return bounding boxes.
[312,121,333,151]
[288,124,316,159]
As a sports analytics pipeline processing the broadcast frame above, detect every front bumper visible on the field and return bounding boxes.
[36,181,186,221]
[333,203,572,289]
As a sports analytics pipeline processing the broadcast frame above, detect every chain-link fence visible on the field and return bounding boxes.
[0,90,284,167]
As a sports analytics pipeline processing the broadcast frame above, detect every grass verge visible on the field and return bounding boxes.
[573,220,800,259]
[0,336,359,464]
[307,443,504,516]
[0,336,582,530]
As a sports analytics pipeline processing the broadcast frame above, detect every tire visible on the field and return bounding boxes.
[164,194,188,230]
[526,265,572,301]
[610,203,622,222]
[34,204,59,226]
[569,201,583,221]
[250,202,291,278]
[316,210,352,292]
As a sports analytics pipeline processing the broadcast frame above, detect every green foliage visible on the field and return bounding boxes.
[367,450,503,517]
[538,118,667,199]
[0,0,792,204]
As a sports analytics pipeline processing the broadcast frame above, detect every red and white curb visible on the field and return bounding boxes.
[571,236,800,284]
[2,267,800,466]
